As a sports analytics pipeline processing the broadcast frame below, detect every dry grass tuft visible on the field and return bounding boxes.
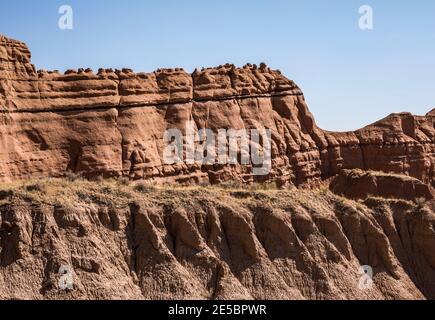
[117,176,130,186]
[134,182,157,193]
[65,171,81,182]
[24,182,45,193]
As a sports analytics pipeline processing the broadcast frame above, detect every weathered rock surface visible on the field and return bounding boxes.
[0,35,434,186]
[0,179,434,300]
[330,169,434,202]
[325,112,435,186]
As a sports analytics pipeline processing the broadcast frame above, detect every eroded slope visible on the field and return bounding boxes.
[0,178,434,300]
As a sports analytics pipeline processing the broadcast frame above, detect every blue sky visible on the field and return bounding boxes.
[1,0,434,131]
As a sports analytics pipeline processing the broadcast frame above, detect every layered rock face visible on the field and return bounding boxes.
[330,169,433,202]
[325,112,435,187]
[0,34,434,187]
[1,35,434,301]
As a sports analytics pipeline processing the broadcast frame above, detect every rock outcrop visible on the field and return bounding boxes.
[0,179,434,300]
[1,34,434,301]
[330,169,433,202]
[0,34,434,187]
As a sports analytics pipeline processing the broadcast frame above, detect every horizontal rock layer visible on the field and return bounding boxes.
[330,169,434,202]
[0,35,434,186]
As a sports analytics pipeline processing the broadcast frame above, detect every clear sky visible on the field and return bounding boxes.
[1,0,434,131]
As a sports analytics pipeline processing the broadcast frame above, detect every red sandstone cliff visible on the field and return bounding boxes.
[1,35,435,301]
[0,34,434,187]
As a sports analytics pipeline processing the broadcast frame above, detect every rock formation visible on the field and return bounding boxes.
[1,34,434,301]
[0,179,434,300]
[330,169,433,202]
[1,35,434,187]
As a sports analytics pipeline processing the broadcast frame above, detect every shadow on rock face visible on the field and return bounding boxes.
[0,219,21,267]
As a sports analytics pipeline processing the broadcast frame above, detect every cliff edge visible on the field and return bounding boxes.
[0,35,433,187]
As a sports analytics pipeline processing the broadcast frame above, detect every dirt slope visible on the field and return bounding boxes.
[0,178,433,300]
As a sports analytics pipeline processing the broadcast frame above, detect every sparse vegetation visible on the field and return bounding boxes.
[344,168,422,183]
[249,181,279,191]
[215,180,279,191]
[24,182,45,193]
[65,171,81,182]
[217,180,244,190]
[134,182,157,193]
[96,175,104,184]
[0,176,431,222]
[0,175,432,300]
[117,176,130,186]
